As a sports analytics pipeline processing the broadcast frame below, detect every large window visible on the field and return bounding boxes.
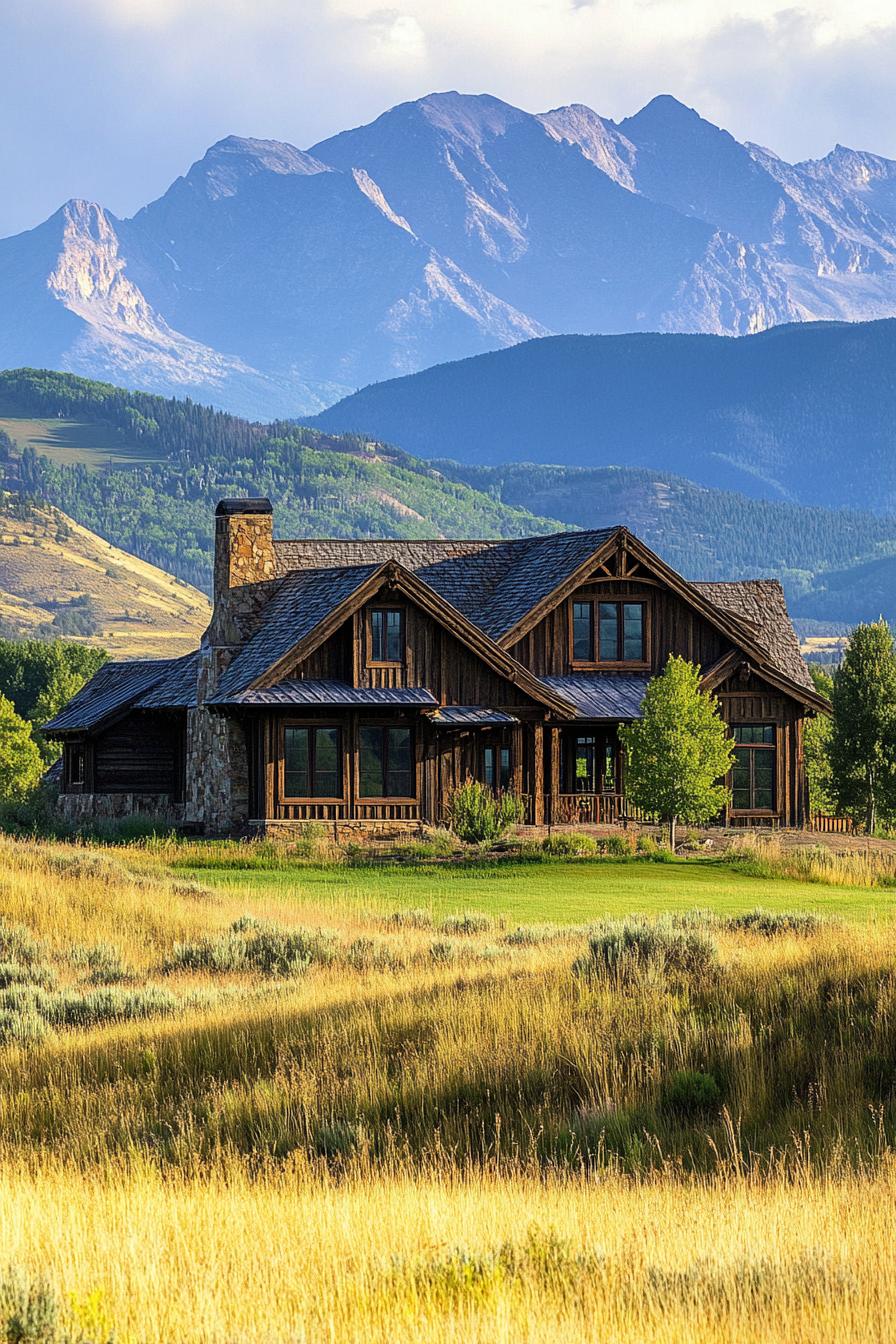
[369,608,404,664]
[571,600,646,664]
[359,725,414,798]
[283,725,341,799]
[483,743,511,792]
[731,725,776,812]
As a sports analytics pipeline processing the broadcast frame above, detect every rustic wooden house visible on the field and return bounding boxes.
[44,499,829,835]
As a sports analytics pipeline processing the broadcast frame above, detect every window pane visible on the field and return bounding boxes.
[359,726,384,797]
[623,604,644,660]
[499,747,511,791]
[598,604,619,661]
[762,725,775,744]
[314,727,340,798]
[386,727,413,797]
[572,602,593,661]
[483,746,495,790]
[284,727,310,798]
[732,748,751,810]
[385,610,403,662]
[575,736,596,792]
[370,610,384,661]
[753,750,775,810]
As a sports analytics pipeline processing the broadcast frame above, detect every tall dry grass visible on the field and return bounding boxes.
[0,835,894,1340]
[1,1161,895,1343]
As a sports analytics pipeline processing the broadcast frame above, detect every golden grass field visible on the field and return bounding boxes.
[0,501,209,657]
[0,833,895,1342]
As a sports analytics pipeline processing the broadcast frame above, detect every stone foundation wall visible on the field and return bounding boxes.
[58,792,185,826]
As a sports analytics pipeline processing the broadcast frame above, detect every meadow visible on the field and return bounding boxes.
[0,832,894,1341]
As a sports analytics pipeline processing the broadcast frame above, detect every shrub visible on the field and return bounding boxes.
[0,1267,58,1343]
[445,780,526,845]
[725,908,825,936]
[598,833,635,857]
[165,918,337,977]
[429,940,456,964]
[439,911,493,936]
[44,986,178,1029]
[541,833,599,857]
[381,909,433,931]
[577,920,718,981]
[0,919,44,968]
[341,937,404,972]
[0,962,55,991]
[71,943,133,985]
[664,1069,722,1115]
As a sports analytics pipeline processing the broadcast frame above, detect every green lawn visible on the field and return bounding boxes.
[181,857,896,925]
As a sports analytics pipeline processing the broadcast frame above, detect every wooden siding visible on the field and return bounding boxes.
[291,601,538,709]
[91,712,185,797]
[508,579,731,677]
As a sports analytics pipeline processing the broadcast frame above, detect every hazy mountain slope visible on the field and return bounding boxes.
[437,461,896,626]
[0,495,209,657]
[311,319,896,512]
[7,92,896,417]
[5,368,891,629]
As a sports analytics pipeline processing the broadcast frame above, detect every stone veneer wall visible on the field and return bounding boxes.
[185,506,276,833]
[58,792,185,826]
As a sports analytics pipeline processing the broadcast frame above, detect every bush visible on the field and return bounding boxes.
[0,1266,58,1343]
[72,943,133,985]
[429,940,456,964]
[165,918,337,977]
[725,908,825,937]
[439,911,493,936]
[577,920,718,981]
[664,1069,722,1115]
[341,937,404,972]
[381,909,434,931]
[445,780,526,845]
[541,833,599,857]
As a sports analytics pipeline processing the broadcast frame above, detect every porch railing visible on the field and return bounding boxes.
[555,793,625,825]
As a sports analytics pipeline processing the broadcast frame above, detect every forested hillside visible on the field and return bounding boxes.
[0,370,565,591]
[312,320,896,513]
[3,368,893,628]
[443,462,896,625]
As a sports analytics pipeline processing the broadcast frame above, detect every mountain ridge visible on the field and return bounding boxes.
[6,91,896,416]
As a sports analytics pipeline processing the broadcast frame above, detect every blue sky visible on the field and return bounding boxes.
[3,0,896,237]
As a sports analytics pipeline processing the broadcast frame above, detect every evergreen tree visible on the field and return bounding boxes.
[620,656,734,850]
[829,621,896,833]
[0,695,43,801]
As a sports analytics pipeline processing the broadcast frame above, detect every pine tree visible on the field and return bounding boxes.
[829,621,896,833]
[621,656,734,850]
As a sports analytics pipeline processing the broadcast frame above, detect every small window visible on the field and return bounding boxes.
[283,725,341,799]
[572,600,646,664]
[66,745,86,791]
[483,744,512,792]
[731,724,776,811]
[370,608,404,664]
[359,725,414,798]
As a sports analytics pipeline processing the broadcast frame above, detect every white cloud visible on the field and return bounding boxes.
[2,0,896,235]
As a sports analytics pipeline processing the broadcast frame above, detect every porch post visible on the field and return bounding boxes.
[549,726,561,826]
[533,723,544,825]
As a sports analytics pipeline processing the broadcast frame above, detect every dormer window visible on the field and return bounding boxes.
[570,599,648,666]
[369,607,404,665]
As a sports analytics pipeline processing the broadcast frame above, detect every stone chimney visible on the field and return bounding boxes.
[187,499,276,834]
[210,498,276,647]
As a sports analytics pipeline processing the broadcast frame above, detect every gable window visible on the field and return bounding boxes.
[359,725,414,798]
[283,725,341,799]
[571,599,647,664]
[731,725,776,812]
[482,744,511,792]
[369,608,404,664]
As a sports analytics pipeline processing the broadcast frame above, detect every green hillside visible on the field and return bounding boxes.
[1,370,566,591]
[3,367,894,630]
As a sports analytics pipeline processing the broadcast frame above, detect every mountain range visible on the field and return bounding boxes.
[6,92,896,417]
[312,319,896,514]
